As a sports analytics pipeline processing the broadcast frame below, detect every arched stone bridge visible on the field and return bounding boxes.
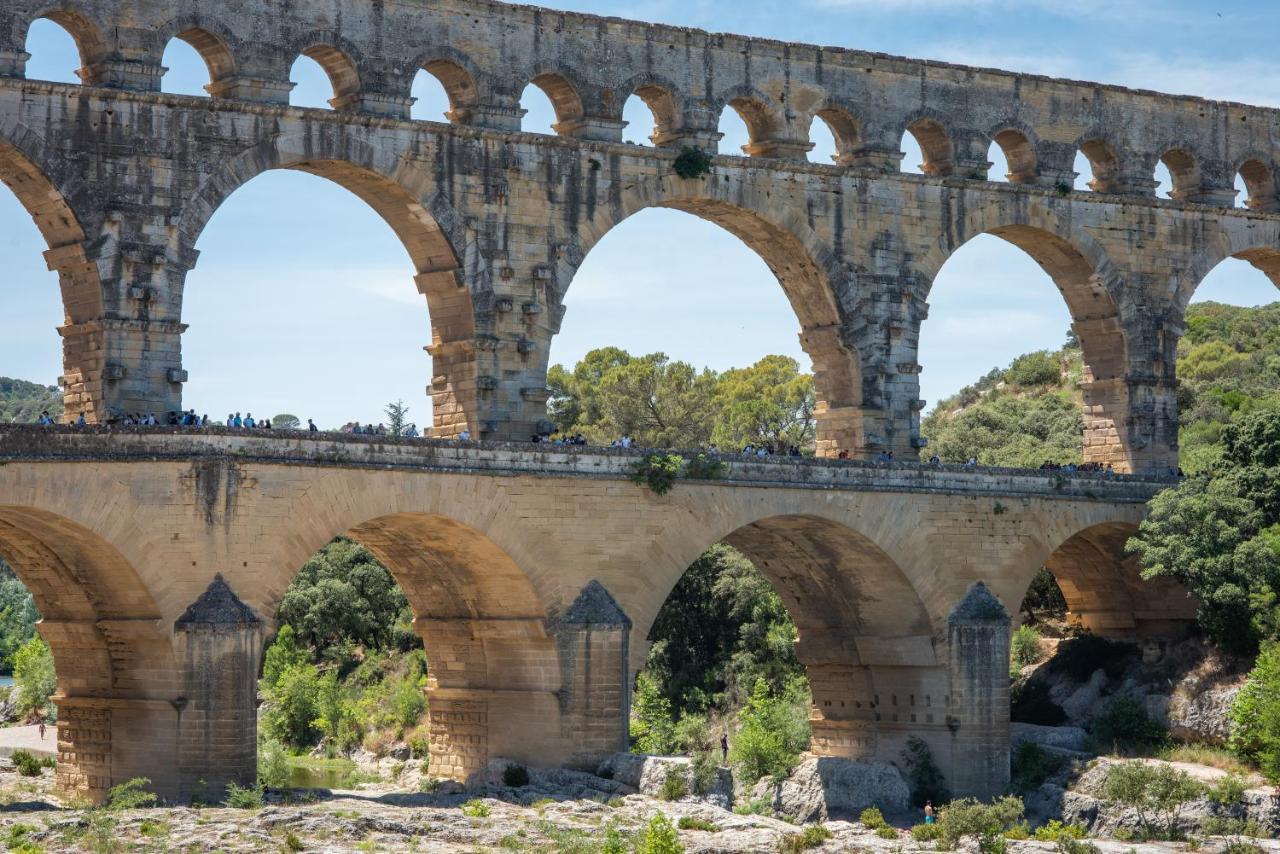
[1,1,1279,473]
[0,428,1192,801]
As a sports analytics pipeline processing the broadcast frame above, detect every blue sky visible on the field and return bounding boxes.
[3,2,1278,427]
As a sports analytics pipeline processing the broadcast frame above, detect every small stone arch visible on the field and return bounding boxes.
[986,122,1040,183]
[901,110,957,176]
[572,173,864,456]
[1151,145,1203,201]
[409,48,483,122]
[810,101,863,165]
[1235,154,1278,212]
[617,73,684,145]
[1075,133,1123,193]
[525,68,587,132]
[151,16,241,90]
[1167,220,1280,315]
[715,84,785,153]
[289,31,364,107]
[24,5,109,72]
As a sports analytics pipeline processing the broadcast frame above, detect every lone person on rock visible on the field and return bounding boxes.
[720,732,729,764]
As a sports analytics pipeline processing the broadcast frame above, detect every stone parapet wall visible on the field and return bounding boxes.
[0,425,1171,503]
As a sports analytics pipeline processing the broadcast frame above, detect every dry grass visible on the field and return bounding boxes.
[1158,744,1257,779]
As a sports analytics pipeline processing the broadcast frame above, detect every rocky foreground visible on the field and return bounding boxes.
[2,753,1280,853]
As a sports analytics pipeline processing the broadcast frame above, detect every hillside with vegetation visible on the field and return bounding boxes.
[0,377,60,423]
[922,301,1280,472]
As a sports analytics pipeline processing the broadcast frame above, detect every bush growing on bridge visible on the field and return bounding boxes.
[672,146,713,180]
[630,453,684,495]
[902,736,950,807]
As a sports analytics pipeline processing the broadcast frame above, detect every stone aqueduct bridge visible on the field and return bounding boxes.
[0,428,1192,801]
[1,1,1280,473]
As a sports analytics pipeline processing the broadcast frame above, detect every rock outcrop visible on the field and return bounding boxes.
[748,757,911,823]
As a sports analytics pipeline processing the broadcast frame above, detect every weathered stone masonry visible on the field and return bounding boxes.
[1,0,1279,472]
[0,427,1195,801]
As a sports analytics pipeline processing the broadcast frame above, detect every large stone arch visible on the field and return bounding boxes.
[0,120,110,421]
[568,173,864,456]
[174,132,478,436]
[0,504,177,799]
[240,473,614,779]
[916,201,1136,469]
[1167,218,1280,316]
[631,505,943,770]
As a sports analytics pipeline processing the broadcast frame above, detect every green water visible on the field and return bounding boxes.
[285,757,359,789]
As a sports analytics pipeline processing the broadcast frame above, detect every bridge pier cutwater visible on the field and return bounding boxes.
[0,428,1195,801]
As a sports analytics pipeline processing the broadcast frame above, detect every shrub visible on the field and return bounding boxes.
[1056,838,1101,854]
[1206,773,1248,807]
[1090,697,1167,751]
[683,454,727,481]
[636,813,683,854]
[461,799,491,818]
[911,822,942,842]
[672,147,713,180]
[502,764,530,788]
[674,714,711,754]
[224,783,265,809]
[282,831,305,851]
[1004,823,1030,840]
[1229,643,1280,780]
[902,736,950,806]
[779,825,832,852]
[10,749,54,777]
[258,738,290,789]
[104,777,157,811]
[1010,625,1043,672]
[630,671,677,755]
[1005,351,1061,387]
[659,768,689,801]
[1033,820,1087,841]
[876,825,898,839]
[690,752,719,796]
[728,679,809,783]
[630,454,683,495]
[936,796,1025,849]
[1100,761,1202,840]
[859,806,887,829]
[733,797,773,816]
[1011,741,1065,792]
[676,816,719,832]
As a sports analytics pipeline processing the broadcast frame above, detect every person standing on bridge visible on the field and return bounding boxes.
[308,419,318,433]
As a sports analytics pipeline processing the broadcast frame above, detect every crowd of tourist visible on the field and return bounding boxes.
[22,410,1176,478]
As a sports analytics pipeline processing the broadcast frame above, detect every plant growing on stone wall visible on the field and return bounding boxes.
[901,736,950,806]
[673,146,714,180]
[1055,181,1072,197]
[630,453,684,495]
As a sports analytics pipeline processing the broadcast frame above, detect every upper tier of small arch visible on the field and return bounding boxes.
[2,0,1278,209]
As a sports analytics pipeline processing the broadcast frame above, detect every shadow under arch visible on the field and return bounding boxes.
[572,180,865,457]
[918,209,1136,469]
[0,505,176,795]
[1023,521,1195,637]
[174,134,477,436]
[640,512,941,765]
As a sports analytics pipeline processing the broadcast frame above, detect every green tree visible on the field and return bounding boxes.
[711,355,816,452]
[593,353,718,448]
[12,636,55,720]
[272,413,301,430]
[262,624,308,688]
[0,377,62,423]
[260,660,326,748]
[630,670,677,754]
[1100,762,1202,840]
[1005,351,1062,387]
[384,400,410,437]
[1129,406,1280,653]
[277,538,414,661]
[0,560,38,671]
[1228,643,1280,781]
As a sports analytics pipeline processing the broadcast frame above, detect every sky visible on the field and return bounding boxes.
[2,2,1279,428]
